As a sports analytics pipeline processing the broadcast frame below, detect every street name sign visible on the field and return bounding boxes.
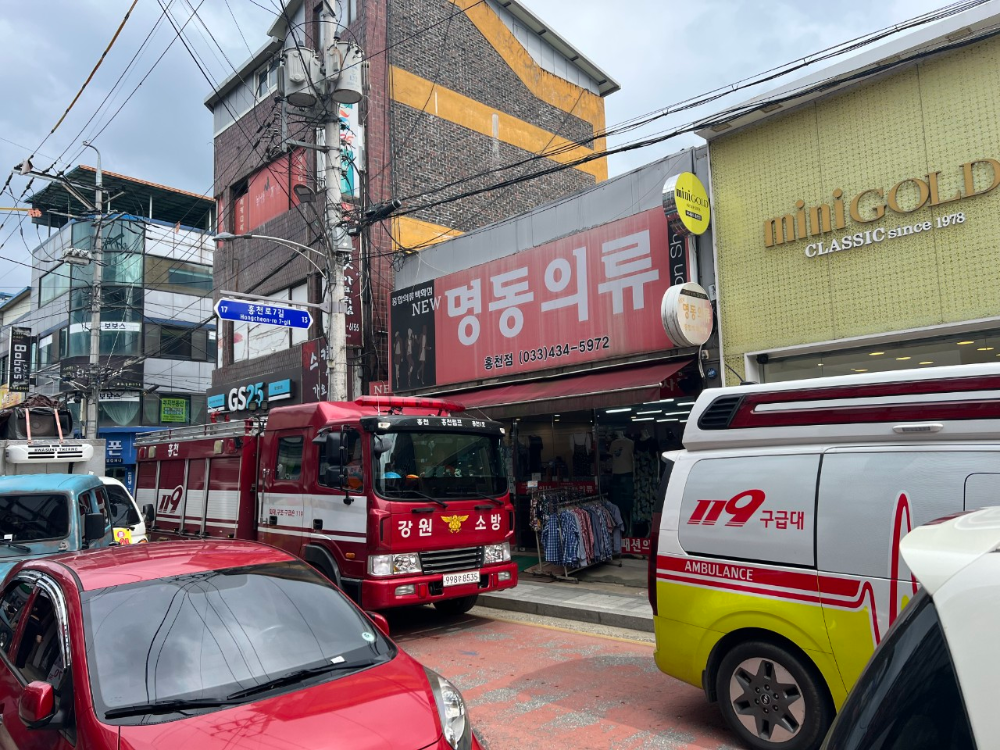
[214,298,313,329]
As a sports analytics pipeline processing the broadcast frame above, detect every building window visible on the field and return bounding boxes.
[256,57,279,98]
[145,256,212,297]
[339,0,360,26]
[143,394,201,425]
[144,324,212,362]
[103,251,143,286]
[39,265,71,305]
[99,396,142,427]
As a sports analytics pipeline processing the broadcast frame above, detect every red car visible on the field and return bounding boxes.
[0,540,481,749]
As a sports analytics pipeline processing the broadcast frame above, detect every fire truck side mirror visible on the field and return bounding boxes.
[325,432,347,489]
[142,503,156,528]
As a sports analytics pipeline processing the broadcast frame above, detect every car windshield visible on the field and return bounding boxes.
[0,493,70,546]
[373,430,507,500]
[104,485,139,527]
[82,561,393,722]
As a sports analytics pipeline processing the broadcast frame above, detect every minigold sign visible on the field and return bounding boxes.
[764,158,1000,257]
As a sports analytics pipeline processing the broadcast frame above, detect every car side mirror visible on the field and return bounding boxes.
[367,611,390,637]
[84,513,106,543]
[19,681,55,728]
[141,503,156,528]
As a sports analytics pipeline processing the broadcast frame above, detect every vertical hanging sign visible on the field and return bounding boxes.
[8,327,32,392]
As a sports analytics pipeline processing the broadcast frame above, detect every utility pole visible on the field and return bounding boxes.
[82,141,103,439]
[323,5,347,402]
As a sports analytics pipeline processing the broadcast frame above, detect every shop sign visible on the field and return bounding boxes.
[764,158,1000,256]
[160,398,188,423]
[208,371,299,413]
[390,208,682,390]
[369,380,392,397]
[622,537,652,556]
[100,391,140,402]
[106,439,124,465]
[301,338,328,402]
[343,237,361,347]
[0,386,23,409]
[7,327,32,392]
[662,172,710,236]
[661,282,713,348]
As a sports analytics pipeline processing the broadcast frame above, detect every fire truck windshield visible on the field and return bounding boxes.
[373,431,507,500]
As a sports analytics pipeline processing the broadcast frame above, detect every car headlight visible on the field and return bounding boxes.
[425,668,472,750]
[368,553,422,576]
[483,542,510,565]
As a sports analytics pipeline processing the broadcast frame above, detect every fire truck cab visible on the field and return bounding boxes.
[135,396,517,612]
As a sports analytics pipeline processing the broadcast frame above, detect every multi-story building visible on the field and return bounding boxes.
[13,166,216,488]
[206,0,618,411]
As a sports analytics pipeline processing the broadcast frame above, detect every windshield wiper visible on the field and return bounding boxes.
[386,487,447,508]
[226,658,380,700]
[447,490,504,507]
[0,539,32,553]
[104,697,240,719]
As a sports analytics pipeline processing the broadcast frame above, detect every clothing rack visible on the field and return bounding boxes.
[530,487,623,583]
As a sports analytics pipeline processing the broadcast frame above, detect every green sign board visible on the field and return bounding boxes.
[160,397,188,423]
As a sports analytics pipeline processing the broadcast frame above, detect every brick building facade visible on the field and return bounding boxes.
[205,0,617,409]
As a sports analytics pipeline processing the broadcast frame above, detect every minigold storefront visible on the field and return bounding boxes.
[389,149,719,562]
[703,19,1000,385]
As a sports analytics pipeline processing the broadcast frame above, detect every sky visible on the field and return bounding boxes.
[0,0,957,291]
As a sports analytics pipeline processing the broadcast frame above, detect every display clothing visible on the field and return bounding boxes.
[610,436,635,474]
[570,432,593,478]
[610,473,634,536]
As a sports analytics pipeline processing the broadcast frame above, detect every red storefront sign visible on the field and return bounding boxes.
[247,153,289,230]
[301,337,328,402]
[389,208,680,390]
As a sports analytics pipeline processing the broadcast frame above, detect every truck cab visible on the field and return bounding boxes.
[135,397,518,612]
[0,474,114,580]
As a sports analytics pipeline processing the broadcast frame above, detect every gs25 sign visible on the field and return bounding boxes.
[228,382,265,412]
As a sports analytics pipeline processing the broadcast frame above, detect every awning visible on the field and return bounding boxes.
[446,360,693,419]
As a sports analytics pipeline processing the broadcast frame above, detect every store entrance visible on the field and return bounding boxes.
[503,395,694,558]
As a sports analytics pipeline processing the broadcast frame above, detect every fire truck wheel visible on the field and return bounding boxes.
[715,639,832,750]
[432,595,479,616]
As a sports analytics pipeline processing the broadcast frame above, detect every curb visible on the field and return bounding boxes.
[478,592,654,633]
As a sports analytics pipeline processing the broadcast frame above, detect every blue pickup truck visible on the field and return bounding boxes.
[0,474,114,579]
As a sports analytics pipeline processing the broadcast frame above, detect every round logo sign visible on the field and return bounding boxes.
[662,172,711,236]
[661,282,714,347]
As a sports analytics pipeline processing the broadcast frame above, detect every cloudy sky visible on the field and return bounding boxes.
[0,0,955,290]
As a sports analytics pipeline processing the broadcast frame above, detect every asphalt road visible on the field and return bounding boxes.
[385,605,740,750]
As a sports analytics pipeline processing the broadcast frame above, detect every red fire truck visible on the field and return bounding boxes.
[133,396,517,613]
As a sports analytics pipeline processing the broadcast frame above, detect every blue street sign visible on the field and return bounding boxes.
[214,298,313,329]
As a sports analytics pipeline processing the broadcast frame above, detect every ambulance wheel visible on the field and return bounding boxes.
[433,595,478,616]
[715,640,832,750]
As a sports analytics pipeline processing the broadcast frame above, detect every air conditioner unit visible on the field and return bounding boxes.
[283,47,322,108]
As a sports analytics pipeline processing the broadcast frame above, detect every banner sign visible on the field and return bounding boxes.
[160,398,188,423]
[8,327,32,392]
[389,208,679,390]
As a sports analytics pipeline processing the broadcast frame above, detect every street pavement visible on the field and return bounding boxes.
[386,605,739,750]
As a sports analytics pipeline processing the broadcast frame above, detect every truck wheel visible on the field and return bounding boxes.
[715,640,832,750]
[433,595,478,616]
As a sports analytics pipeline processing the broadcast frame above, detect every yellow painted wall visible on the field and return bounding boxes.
[390,66,605,180]
[710,37,1000,378]
[393,215,463,253]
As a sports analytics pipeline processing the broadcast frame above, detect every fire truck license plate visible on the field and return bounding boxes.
[442,571,480,587]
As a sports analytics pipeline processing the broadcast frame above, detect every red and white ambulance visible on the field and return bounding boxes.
[134,396,517,613]
[650,362,1000,750]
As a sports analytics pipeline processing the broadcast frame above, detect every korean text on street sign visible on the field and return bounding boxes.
[214,298,312,329]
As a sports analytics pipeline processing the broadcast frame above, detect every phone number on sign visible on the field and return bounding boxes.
[519,337,610,364]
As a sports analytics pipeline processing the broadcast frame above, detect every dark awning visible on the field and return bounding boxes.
[446,360,693,419]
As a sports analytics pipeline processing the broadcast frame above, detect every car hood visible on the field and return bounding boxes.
[118,653,444,750]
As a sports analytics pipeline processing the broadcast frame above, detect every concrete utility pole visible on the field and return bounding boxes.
[323,4,347,402]
[82,141,103,439]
